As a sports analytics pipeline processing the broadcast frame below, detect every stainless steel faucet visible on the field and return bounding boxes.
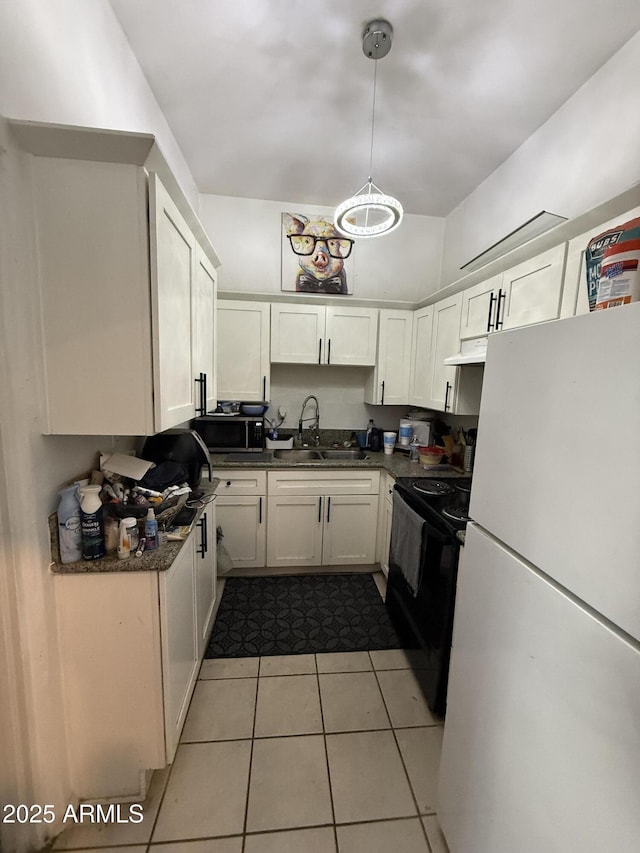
[298,395,320,446]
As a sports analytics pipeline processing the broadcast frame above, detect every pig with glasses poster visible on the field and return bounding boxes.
[282,213,354,294]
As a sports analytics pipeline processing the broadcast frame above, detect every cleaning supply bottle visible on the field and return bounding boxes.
[145,507,158,551]
[117,518,131,560]
[78,484,105,560]
[365,418,375,448]
[57,484,82,563]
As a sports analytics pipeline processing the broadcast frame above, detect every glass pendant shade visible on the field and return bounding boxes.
[334,20,403,239]
[335,179,404,238]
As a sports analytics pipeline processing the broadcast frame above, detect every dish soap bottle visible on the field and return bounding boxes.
[145,507,158,551]
[78,484,105,560]
[57,484,82,563]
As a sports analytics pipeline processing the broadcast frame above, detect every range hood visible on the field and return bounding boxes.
[444,336,487,365]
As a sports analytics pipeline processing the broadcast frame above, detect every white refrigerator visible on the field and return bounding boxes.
[438,302,640,853]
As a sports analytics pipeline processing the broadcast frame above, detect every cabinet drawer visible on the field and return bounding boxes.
[268,469,380,496]
[212,469,267,494]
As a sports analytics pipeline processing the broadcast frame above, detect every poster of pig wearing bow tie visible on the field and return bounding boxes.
[281,213,355,294]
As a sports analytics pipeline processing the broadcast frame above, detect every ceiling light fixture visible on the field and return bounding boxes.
[334,19,403,239]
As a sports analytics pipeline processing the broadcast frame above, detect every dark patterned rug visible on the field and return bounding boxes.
[205,573,404,658]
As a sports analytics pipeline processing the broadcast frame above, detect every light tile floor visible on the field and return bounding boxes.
[52,582,451,853]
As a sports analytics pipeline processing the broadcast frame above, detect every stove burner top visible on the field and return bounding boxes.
[454,480,472,494]
[412,479,456,497]
[442,505,471,522]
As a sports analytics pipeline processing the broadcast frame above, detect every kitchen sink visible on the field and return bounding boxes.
[321,449,367,460]
[273,449,324,461]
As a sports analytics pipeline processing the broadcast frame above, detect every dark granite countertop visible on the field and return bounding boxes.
[49,480,220,575]
[208,449,468,480]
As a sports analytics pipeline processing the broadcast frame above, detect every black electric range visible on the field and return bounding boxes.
[393,477,472,534]
[385,476,472,717]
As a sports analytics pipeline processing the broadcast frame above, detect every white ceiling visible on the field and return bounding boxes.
[109,0,640,217]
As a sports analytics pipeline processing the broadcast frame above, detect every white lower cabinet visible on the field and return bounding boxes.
[194,504,217,658]
[266,495,324,566]
[159,536,199,762]
[212,470,267,568]
[53,508,217,801]
[266,470,380,568]
[376,472,395,577]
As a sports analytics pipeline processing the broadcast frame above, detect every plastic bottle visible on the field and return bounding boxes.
[117,519,131,560]
[78,485,105,560]
[365,418,375,448]
[145,507,159,551]
[57,484,82,563]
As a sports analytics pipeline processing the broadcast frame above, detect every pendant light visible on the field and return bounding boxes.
[334,19,403,239]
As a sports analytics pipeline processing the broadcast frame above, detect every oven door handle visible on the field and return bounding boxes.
[391,489,457,546]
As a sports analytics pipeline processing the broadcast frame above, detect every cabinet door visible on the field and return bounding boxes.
[500,244,566,331]
[325,307,378,365]
[193,246,217,414]
[376,473,395,577]
[216,495,266,568]
[266,495,323,567]
[460,274,501,339]
[149,173,198,431]
[217,301,270,401]
[366,310,413,405]
[408,305,434,407]
[427,295,462,412]
[159,535,198,762]
[194,505,217,658]
[322,494,379,565]
[270,303,325,364]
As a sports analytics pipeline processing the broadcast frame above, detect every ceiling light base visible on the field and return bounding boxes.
[362,19,393,59]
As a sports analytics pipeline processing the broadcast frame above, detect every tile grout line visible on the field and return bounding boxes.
[240,665,261,851]
[313,653,340,853]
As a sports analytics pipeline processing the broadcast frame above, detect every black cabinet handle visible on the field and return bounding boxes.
[318,338,322,364]
[496,289,506,329]
[198,516,206,559]
[259,496,263,524]
[262,376,267,400]
[318,496,322,523]
[381,380,385,405]
[327,339,331,364]
[194,372,206,415]
[444,381,452,412]
[327,496,331,524]
[487,292,497,332]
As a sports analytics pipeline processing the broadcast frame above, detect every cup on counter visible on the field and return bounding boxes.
[383,431,397,455]
[356,431,368,449]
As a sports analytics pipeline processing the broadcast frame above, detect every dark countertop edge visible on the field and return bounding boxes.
[208,451,469,480]
[50,479,221,576]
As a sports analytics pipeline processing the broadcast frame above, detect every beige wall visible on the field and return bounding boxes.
[199,194,445,303]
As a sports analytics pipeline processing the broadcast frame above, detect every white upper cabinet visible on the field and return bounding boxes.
[365,309,414,405]
[270,304,325,363]
[270,303,377,366]
[192,246,218,414]
[427,294,462,412]
[324,306,377,365]
[459,274,503,339]
[500,244,566,330]
[24,123,220,436]
[408,305,435,408]
[217,301,270,401]
[414,295,482,416]
[150,173,198,431]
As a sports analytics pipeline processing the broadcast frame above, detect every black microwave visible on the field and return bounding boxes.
[191,415,264,453]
